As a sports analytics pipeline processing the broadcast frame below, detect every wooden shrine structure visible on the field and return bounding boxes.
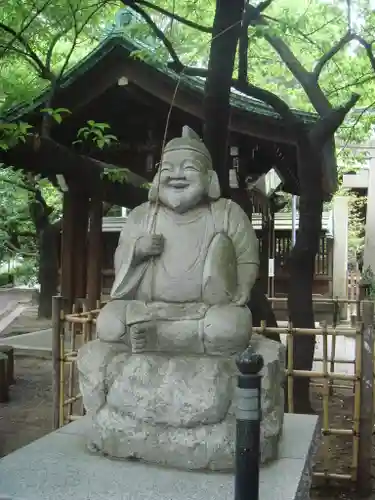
[0,34,330,311]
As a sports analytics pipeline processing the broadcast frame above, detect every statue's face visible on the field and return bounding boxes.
[156,149,210,213]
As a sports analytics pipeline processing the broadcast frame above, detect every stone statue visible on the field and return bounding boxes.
[78,126,285,471]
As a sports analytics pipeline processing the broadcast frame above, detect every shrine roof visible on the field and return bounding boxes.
[4,34,317,128]
[0,34,325,201]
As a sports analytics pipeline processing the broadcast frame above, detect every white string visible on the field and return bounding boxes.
[146,17,243,302]
[147,17,243,235]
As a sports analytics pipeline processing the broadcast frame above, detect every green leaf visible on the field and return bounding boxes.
[54,108,71,115]
[92,122,110,131]
[77,127,88,137]
[104,134,118,142]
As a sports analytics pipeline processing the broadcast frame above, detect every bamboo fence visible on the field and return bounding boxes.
[52,295,375,495]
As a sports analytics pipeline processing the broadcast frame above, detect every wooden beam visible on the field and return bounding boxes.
[86,193,103,310]
[0,136,149,207]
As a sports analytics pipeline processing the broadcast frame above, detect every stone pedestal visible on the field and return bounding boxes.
[0,413,320,500]
[78,334,285,470]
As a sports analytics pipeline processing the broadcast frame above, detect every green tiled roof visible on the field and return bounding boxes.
[4,34,318,124]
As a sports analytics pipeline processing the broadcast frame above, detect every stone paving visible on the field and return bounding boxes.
[0,305,51,337]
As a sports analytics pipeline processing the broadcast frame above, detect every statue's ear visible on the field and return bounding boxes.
[208,170,221,200]
[148,174,159,202]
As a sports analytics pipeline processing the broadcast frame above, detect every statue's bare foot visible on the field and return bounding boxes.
[88,440,101,453]
[130,323,154,353]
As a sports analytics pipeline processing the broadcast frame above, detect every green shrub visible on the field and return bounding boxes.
[13,259,38,286]
[0,272,14,287]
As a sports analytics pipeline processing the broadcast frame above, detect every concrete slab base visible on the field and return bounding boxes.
[0,413,320,500]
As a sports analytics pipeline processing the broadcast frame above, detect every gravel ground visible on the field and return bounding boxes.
[0,356,53,457]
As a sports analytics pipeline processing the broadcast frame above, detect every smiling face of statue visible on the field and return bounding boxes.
[156,149,210,214]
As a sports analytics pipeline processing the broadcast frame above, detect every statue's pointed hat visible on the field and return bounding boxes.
[163,126,212,167]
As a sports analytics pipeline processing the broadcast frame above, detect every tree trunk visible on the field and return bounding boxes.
[286,139,323,414]
[38,224,59,318]
[249,278,280,342]
[203,0,244,194]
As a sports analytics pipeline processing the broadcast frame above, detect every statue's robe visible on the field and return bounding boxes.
[98,199,259,354]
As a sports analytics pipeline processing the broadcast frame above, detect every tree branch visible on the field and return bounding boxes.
[125,2,183,69]
[168,62,301,128]
[120,0,212,33]
[313,31,354,81]
[0,44,41,73]
[45,29,69,72]
[353,35,375,73]
[346,0,352,31]
[238,16,249,83]
[0,0,53,59]
[246,9,332,114]
[0,22,53,80]
[309,93,360,148]
[4,240,37,257]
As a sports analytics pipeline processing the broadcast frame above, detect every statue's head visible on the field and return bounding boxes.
[148,126,221,213]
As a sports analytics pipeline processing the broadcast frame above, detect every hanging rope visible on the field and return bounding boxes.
[143,19,242,303]
[147,19,242,235]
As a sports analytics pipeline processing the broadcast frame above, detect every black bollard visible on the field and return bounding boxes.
[235,346,264,500]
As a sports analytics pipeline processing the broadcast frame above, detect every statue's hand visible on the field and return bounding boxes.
[130,324,148,353]
[135,234,164,260]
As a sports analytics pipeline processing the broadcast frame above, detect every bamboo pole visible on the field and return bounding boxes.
[329,299,339,395]
[357,300,374,496]
[52,296,64,430]
[312,382,353,391]
[313,472,352,481]
[321,321,330,476]
[267,296,358,304]
[253,326,358,338]
[285,369,355,381]
[352,319,362,481]
[59,330,65,427]
[67,304,78,420]
[63,394,82,406]
[286,320,294,413]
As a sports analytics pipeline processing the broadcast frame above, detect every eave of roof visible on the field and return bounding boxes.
[3,34,318,126]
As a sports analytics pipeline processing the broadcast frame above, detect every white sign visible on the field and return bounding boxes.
[229,169,239,188]
[268,258,275,277]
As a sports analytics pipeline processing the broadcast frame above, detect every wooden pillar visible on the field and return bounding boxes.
[332,196,349,319]
[73,194,90,299]
[268,210,275,297]
[363,142,375,274]
[86,194,103,310]
[60,187,90,311]
[259,212,270,294]
[60,192,75,310]
[52,296,63,430]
